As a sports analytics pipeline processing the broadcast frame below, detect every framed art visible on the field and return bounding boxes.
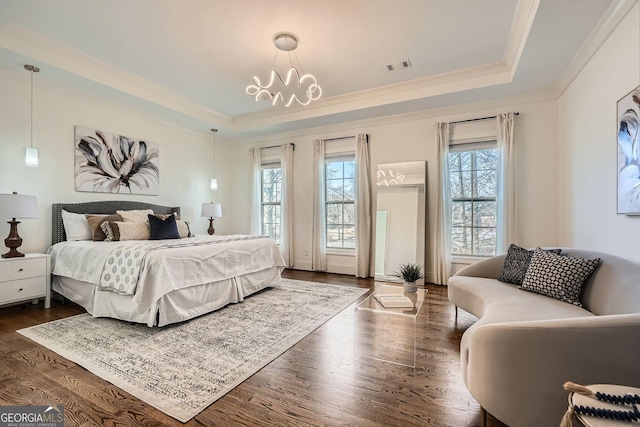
[74,126,159,195]
[617,87,640,215]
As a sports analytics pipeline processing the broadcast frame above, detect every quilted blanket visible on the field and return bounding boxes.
[99,235,268,295]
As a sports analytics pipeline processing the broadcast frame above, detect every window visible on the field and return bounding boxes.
[325,158,356,248]
[261,166,282,244]
[449,145,497,256]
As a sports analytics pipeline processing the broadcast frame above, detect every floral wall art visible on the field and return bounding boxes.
[74,126,160,195]
[617,87,640,215]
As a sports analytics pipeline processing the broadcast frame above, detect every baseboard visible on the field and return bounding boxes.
[292,260,312,271]
[291,259,355,276]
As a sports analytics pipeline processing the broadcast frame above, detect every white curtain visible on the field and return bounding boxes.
[434,122,452,286]
[311,139,327,271]
[280,143,294,267]
[249,147,262,235]
[355,134,372,278]
[496,112,517,253]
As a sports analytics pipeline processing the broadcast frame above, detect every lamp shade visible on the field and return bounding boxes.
[0,194,38,219]
[201,202,222,218]
[25,147,39,167]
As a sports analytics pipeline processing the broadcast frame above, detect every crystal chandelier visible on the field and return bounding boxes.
[246,33,322,107]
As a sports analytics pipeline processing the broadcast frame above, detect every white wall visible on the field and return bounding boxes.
[0,68,231,254]
[558,4,640,262]
[229,96,561,277]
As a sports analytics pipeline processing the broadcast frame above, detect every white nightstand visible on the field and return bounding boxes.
[0,254,50,309]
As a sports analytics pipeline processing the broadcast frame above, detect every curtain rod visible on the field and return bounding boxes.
[324,136,355,142]
[258,142,295,151]
[450,112,519,125]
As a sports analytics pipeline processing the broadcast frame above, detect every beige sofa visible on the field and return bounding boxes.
[448,248,640,427]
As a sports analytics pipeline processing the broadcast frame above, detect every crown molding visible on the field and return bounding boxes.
[0,65,214,138]
[0,24,231,128]
[238,89,557,145]
[553,0,636,98]
[232,62,513,130]
[503,0,541,73]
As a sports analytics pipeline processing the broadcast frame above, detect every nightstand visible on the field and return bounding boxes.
[0,254,50,309]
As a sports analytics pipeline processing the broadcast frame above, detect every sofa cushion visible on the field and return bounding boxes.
[448,275,593,323]
[497,244,561,285]
[520,250,601,307]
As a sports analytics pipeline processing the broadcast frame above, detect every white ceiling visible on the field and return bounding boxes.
[0,0,630,139]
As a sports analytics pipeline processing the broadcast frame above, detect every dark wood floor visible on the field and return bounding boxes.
[0,270,508,426]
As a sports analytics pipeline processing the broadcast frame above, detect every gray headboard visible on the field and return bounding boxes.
[52,201,180,245]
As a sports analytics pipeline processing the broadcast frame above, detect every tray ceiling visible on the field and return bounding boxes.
[0,0,627,138]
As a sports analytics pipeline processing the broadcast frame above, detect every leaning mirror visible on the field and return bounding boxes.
[375,161,427,282]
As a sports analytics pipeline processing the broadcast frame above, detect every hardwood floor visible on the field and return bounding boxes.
[0,270,508,426]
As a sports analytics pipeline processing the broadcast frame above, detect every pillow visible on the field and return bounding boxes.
[155,213,190,236]
[155,212,181,221]
[497,244,562,285]
[148,214,180,240]
[117,209,154,222]
[102,221,150,241]
[176,220,192,238]
[61,210,92,241]
[86,214,123,241]
[520,250,601,306]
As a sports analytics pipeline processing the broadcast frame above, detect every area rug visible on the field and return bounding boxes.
[18,279,367,422]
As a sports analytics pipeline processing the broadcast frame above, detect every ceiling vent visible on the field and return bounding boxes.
[386,59,412,71]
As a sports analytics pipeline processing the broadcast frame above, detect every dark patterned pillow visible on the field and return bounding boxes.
[520,250,601,306]
[497,244,562,285]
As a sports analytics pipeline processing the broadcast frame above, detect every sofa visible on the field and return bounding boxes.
[448,248,640,427]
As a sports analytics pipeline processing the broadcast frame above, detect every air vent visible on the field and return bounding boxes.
[386,59,412,71]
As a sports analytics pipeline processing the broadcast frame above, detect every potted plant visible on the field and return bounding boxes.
[392,262,423,293]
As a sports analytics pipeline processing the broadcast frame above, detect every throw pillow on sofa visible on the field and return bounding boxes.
[497,244,562,285]
[520,249,601,306]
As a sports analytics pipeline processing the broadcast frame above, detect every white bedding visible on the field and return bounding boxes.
[49,234,286,319]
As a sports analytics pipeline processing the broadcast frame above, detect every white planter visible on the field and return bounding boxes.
[403,281,417,293]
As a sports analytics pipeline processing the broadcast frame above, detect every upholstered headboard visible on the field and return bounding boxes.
[52,201,180,245]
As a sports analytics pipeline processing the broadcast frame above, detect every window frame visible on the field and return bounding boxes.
[324,155,356,251]
[448,141,498,259]
[260,162,282,245]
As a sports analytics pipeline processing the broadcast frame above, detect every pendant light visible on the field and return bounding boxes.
[24,65,40,167]
[210,128,218,190]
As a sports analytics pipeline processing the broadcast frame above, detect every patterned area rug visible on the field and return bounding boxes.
[18,279,367,422]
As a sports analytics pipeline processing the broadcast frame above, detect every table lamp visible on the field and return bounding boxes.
[0,192,38,258]
[201,202,222,235]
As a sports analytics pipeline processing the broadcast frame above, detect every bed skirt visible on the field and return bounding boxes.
[52,266,282,326]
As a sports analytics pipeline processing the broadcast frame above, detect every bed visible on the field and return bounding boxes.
[49,201,285,326]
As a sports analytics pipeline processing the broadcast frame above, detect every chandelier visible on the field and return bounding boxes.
[246,33,322,107]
